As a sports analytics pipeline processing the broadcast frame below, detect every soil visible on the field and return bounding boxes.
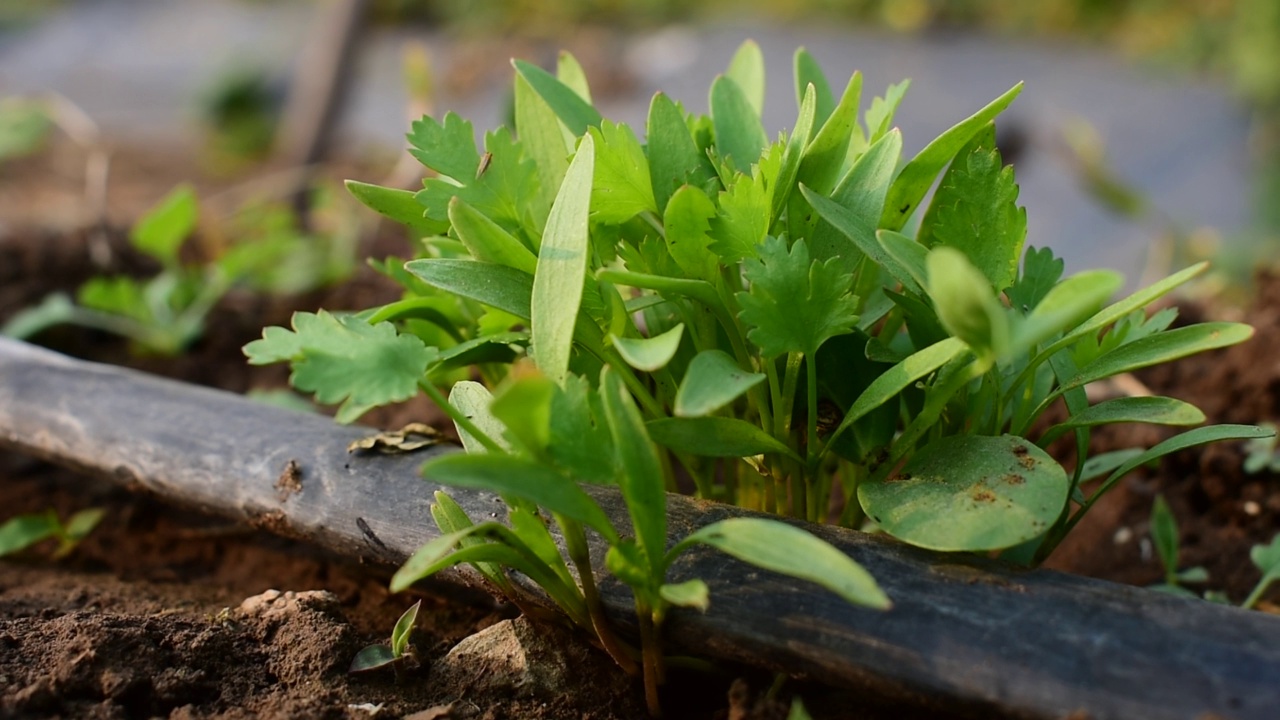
[1,141,1278,719]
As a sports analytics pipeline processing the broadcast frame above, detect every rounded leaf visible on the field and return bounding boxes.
[859,434,1069,552]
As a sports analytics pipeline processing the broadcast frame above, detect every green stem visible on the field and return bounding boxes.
[561,519,639,675]
[637,599,665,718]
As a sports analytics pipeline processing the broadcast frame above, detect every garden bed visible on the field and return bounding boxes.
[2,216,1280,718]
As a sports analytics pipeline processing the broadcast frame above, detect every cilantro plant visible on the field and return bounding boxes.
[1148,495,1210,597]
[247,41,1270,712]
[4,183,356,356]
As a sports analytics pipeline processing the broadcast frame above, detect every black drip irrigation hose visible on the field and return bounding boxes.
[1,336,1278,720]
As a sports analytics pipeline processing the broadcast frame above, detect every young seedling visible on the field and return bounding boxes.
[1243,534,1280,610]
[4,183,357,356]
[348,599,422,680]
[1147,495,1210,597]
[0,507,105,559]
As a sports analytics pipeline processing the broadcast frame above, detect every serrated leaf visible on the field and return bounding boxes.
[1039,396,1205,447]
[926,246,1009,359]
[726,39,765,116]
[415,124,539,233]
[647,417,801,462]
[859,434,1069,552]
[1007,246,1065,312]
[709,168,770,262]
[647,93,706,214]
[423,454,618,542]
[793,48,836,128]
[881,82,1023,230]
[710,75,767,173]
[346,180,447,238]
[612,323,684,372]
[513,60,602,135]
[448,197,538,274]
[919,123,1025,291]
[548,375,615,484]
[600,369,666,575]
[663,184,719,282]
[243,311,435,423]
[531,133,594,383]
[408,112,480,180]
[675,350,766,417]
[864,80,910,142]
[803,184,919,292]
[589,121,657,224]
[737,237,859,358]
[678,517,890,609]
[131,184,197,267]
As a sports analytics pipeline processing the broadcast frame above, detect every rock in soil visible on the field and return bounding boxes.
[428,616,644,718]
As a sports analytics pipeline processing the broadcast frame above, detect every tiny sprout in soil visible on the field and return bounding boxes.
[246,40,1274,715]
[349,599,422,679]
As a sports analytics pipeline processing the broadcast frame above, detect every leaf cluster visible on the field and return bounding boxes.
[247,40,1273,713]
[4,184,358,356]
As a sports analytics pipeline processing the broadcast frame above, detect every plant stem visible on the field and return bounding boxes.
[562,519,639,675]
[636,598,665,718]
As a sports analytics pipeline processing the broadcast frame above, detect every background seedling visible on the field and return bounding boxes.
[348,600,422,679]
[0,507,104,559]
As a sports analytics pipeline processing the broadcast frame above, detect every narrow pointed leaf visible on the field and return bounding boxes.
[1039,396,1205,447]
[675,350,766,417]
[926,247,1009,359]
[531,133,595,383]
[798,71,863,196]
[771,84,817,225]
[1011,269,1122,354]
[447,381,510,453]
[600,369,667,574]
[556,51,591,103]
[1064,323,1253,392]
[513,59,602,135]
[876,230,929,290]
[726,40,765,116]
[859,434,1069,552]
[514,73,570,226]
[647,93,705,214]
[448,197,538,274]
[390,600,422,657]
[346,180,445,237]
[711,75,767,171]
[1090,425,1274,506]
[881,82,1023,230]
[793,48,836,127]
[406,259,533,320]
[422,454,618,542]
[680,518,890,609]
[660,580,710,611]
[647,417,801,462]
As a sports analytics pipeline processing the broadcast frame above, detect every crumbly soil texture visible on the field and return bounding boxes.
[2,153,1279,718]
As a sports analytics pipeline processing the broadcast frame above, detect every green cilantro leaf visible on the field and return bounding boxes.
[244,311,436,423]
[919,123,1026,292]
[737,236,859,358]
[413,121,540,235]
[589,120,657,225]
[710,167,770,263]
[1007,245,1064,312]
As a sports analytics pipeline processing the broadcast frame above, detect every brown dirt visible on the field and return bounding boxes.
[3,140,1279,718]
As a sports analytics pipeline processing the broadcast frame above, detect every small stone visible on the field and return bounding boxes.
[428,617,639,714]
[1244,500,1261,516]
